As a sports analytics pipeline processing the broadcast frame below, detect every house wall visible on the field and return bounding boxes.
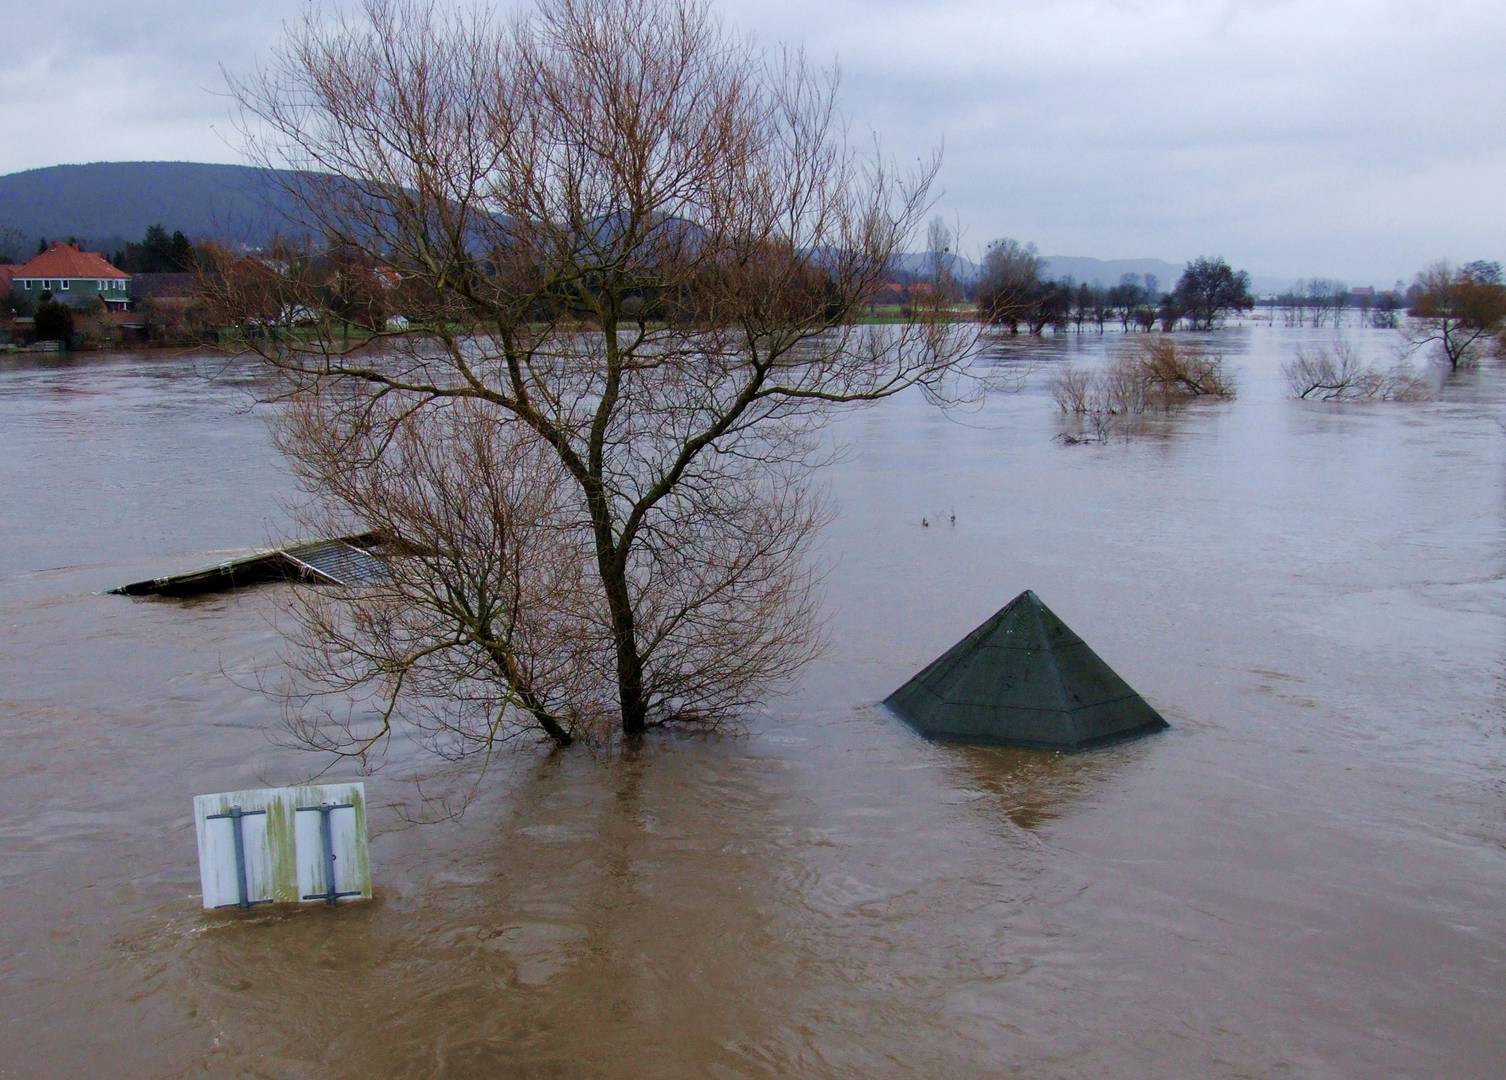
[11,277,132,309]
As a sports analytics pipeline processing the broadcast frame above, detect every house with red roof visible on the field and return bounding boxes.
[10,243,131,310]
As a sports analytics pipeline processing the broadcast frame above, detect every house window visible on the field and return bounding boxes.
[60,280,69,291]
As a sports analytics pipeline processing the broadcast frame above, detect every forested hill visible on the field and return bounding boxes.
[0,161,1295,292]
[0,161,301,255]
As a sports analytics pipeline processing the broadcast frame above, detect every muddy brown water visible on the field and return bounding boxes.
[1,326,1503,1078]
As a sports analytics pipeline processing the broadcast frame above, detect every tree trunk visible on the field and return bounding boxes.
[534,710,574,746]
[600,556,649,735]
[486,640,573,747]
[584,476,650,736]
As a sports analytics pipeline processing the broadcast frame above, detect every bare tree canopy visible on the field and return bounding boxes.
[1404,260,1506,371]
[1281,341,1432,402]
[975,237,1045,333]
[1049,336,1235,441]
[209,0,979,761]
[1172,256,1253,331]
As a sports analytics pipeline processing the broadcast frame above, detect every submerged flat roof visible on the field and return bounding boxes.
[111,533,388,597]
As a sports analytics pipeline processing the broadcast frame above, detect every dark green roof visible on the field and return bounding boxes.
[884,590,1168,751]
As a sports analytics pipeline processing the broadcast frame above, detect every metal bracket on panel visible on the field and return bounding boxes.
[295,802,361,905]
[205,806,272,910]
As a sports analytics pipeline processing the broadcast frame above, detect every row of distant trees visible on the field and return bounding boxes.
[10,226,1504,380]
[952,232,1506,372]
[1268,280,1403,329]
[111,224,201,274]
[0,223,203,273]
[972,239,1254,335]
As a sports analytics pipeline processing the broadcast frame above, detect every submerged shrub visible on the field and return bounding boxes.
[1049,336,1234,440]
[1049,365,1094,413]
[1282,342,1432,402]
[1134,337,1235,400]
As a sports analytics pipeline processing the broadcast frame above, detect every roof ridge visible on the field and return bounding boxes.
[13,244,130,279]
[1025,592,1074,719]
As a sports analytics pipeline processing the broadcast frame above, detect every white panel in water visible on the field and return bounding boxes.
[292,797,366,901]
[192,782,371,910]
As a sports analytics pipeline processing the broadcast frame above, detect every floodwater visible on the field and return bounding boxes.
[1,325,1503,1078]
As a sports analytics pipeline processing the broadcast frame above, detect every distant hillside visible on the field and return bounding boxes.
[0,162,1298,292]
[1043,254,1294,296]
[887,251,982,283]
[1040,255,1185,289]
[0,161,303,256]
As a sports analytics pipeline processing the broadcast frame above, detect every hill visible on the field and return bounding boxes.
[1040,254,1184,289]
[1042,254,1294,296]
[0,161,302,256]
[0,162,1298,293]
[886,251,982,284]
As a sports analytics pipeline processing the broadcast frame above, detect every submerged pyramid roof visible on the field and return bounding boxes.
[884,590,1167,751]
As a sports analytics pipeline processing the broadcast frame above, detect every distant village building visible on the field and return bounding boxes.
[874,281,936,307]
[10,243,131,310]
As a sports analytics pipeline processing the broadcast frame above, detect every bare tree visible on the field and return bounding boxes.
[975,237,1043,333]
[1283,341,1371,400]
[1354,288,1373,327]
[1135,337,1234,398]
[925,215,961,305]
[1282,341,1432,402]
[1172,256,1253,330]
[1049,365,1094,415]
[275,394,598,756]
[1049,336,1233,441]
[1370,289,1401,329]
[210,0,978,753]
[0,225,26,264]
[1404,260,1506,371]
[1280,282,1308,328]
[1111,274,1143,332]
[1303,279,1348,328]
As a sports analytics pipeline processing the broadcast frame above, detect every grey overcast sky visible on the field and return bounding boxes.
[2,0,1502,284]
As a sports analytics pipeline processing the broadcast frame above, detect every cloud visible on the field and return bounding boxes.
[2,0,1502,282]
